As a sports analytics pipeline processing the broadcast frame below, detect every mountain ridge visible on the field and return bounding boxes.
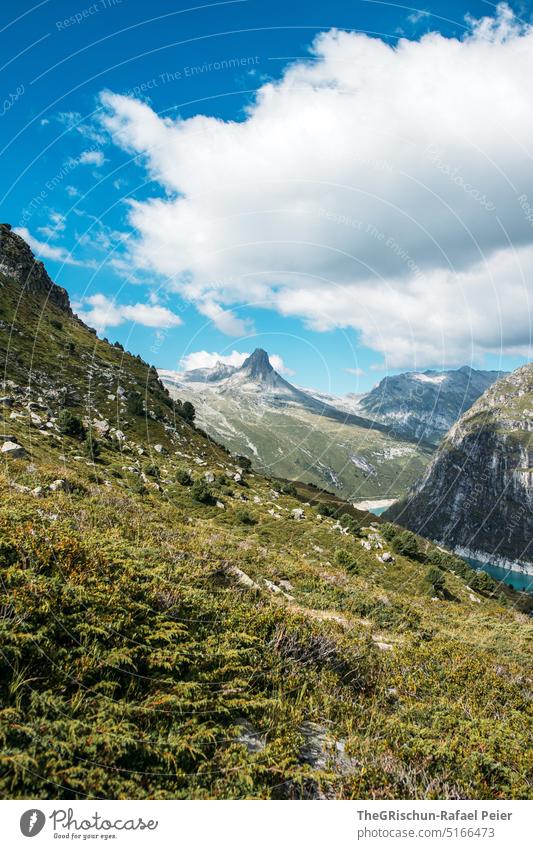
[387,364,533,572]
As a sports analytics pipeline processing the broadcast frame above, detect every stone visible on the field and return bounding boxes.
[204,471,215,483]
[154,444,166,454]
[49,479,67,492]
[1,440,26,458]
[92,419,110,435]
[233,473,242,482]
[234,719,265,753]
[224,563,261,591]
[216,500,225,509]
[381,551,395,563]
[291,508,304,520]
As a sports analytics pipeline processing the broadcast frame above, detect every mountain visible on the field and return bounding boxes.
[352,366,505,443]
[160,350,435,502]
[180,361,238,383]
[387,364,533,574]
[1,223,533,801]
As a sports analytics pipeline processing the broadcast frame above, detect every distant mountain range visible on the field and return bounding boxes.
[305,367,505,444]
[352,367,506,443]
[161,349,435,501]
[160,351,505,501]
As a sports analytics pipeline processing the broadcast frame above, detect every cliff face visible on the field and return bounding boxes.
[0,224,72,315]
[387,364,533,570]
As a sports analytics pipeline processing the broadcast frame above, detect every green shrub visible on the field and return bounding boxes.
[146,464,160,479]
[340,513,363,535]
[175,469,192,486]
[235,454,252,471]
[174,399,196,423]
[236,509,257,526]
[391,529,421,559]
[127,391,144,417]
[83,434,100,461]
[130,476,147,495]
[191,480,215,505]
[334,547,359,573]
[469,569,498,595]
[57,409,85,439]
[425,565,446,597]
[380,522,397,542]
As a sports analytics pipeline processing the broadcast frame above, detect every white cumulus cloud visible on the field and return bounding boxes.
[79,150,105,166]
[74,293,182,332]
[99,4,533,367]
[14,227,86,267]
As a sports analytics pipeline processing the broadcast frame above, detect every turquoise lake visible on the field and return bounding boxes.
[466,558,533,594]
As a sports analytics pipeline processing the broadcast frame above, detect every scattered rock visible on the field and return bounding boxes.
[298,722,358,775]
[278,579,294,591]
[380,551,395,563]
[233,472,242,482]
[11,482,30,493]
[372,636,394,651]
[291,508,305,520]
[1,440,26,458]
[92,419,110,436]
[49,479,67,492]
[216,500,225,509]
[204,471,215,483]
[234,718,265,754]
[153,444,166,454]
[223,563,261,591]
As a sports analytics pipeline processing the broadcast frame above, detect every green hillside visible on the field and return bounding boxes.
[1,225,532,800]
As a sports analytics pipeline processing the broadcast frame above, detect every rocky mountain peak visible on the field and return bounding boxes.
[240,348,274,380]
[0,224,72,315]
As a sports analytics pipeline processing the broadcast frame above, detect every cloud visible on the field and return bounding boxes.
[79,150,105,167]
[197,300,251,336]
[100,4,533,367]
[345,367,364,377]
[407,10,430,25]
[38,211,66,239]
[74,293,183,332]
[14,227,86,267]
[179,349,294,375]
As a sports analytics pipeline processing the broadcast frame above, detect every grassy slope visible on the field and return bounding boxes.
[165,382,434,501]
[1,265,532,800]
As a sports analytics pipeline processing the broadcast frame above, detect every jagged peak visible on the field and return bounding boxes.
[239,348,274,380]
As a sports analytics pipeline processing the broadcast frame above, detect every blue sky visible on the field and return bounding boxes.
[1,0,532,392]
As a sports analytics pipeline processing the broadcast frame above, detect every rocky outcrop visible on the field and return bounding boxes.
[387,365,533,571]
[0,224,72,314]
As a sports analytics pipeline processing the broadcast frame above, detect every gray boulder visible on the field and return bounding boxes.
[1,441,26,458]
